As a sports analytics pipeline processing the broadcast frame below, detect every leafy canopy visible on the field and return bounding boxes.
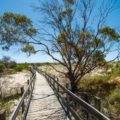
[0,12,37,50]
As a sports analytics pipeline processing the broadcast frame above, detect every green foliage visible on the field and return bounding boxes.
[80,62,120,95]
[105,62,120,79]
[0,56,16,70]
[79,62,120,115]
[21,44,36,56]
[64,0,74,4]
[79,32,94,40]
[26,28,37,36]
[0,94,21,119]
[109,87,120,113]
[8,61,16,68]
[80,75,113,96]
[60,8,73,17]
[14,64,29,72]
[0,63,5,73]
[99,27,120,40]
[111,62,120,78]
[14,65,23,72]
[0,56,29,73]
[109,87,120,104]
[2,12,32,27]
[0,12,37,50]
[93,51,106,66]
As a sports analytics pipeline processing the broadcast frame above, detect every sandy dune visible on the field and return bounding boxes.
[0,71,30,97]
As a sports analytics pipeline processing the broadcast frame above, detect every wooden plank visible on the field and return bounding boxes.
[26,72,66,120]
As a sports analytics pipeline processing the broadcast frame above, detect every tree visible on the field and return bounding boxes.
[1,56,16,68]
[0,1,120,92]
[0,12,37,50]
[2,56,11,68]
[33,0,120,92]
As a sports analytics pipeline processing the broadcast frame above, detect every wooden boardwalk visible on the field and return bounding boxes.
[10,67,110,120]
[26,72,67,120]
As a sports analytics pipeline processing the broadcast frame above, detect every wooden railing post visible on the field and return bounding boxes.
[94,97,101,111]
[85,95,93,120]
[48,76,50,85]
[56,78,60,100]
[27,80,30,95]
[47,77,49,84]
[66,84,71,120]
[53,75,55,89]
[0,110,6,120]
[49,77,51,86]
[27,80,29,85]
[21,87,24,113]
[57,78,59,92]
[21,87,24,96]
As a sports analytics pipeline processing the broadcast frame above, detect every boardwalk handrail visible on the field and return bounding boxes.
[10,67,36,120]
[35,67,110,120]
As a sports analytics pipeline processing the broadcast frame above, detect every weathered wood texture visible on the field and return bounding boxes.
[0,110,6,120]
[26,72,66,120]
[36,67,110,120]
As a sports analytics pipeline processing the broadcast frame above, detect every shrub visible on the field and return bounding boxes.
[14,65,23,72]
[0,64,5,73]
[109,87,120,114]
[111,63,120,78]
[8,61,16,68]
[14,64,29,72]
[109,88,120,104]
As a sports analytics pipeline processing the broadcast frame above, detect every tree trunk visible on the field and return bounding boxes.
[71,81,78,93]
[68,73,78,93]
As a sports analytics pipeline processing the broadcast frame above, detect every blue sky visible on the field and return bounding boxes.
[0,0,120,63]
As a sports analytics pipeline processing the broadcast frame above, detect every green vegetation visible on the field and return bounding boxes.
[36,62,59,67]
[79,62,120,117]
[0,56,31,74]
[0,94,21,119]
[0,63,5,73]
[0,2,120,117]
[0,1,120,93]
[109,87,120,114]
[14,63,29,72]
[0,56,17,74]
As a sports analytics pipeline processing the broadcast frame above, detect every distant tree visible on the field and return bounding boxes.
[9,61,16,68]
[2,56,11,67]
[1,56,16,68]
[0,1,120,92]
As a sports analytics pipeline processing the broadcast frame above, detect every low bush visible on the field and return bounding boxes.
[80,75,111,94]
[0,63,5,73]
[14,64,29,72]
[8,61,16,68]
[14,65,23,72]
[109,87,120,104]
[109,87,120,114]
